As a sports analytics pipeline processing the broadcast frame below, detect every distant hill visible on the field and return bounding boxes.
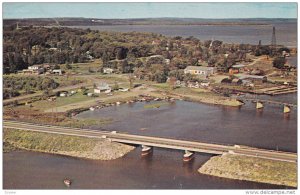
[3,17,297,27]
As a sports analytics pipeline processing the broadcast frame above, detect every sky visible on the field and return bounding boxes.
[3,2,298,19]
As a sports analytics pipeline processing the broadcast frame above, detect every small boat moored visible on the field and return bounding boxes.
[141,145,152,156]
[183,151,194,162]
[63,179,72,187]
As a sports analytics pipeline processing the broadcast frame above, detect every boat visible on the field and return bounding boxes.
[183,151,194,162]
[141,146,152,156]
[89,107,95,111]
[63,179,72,187]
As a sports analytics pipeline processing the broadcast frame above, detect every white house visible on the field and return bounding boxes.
[52,69,62,75]
[26,65,45,74]
[94,82,111,94]
[103,68,114,74]
[28,65,42,70]
[184,66,216,77]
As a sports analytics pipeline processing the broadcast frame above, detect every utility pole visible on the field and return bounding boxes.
[271,26,276,56]
[271,26,276,48]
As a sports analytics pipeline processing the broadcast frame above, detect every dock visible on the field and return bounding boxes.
[256,86,297,96]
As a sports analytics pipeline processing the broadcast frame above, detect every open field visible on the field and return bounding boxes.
[4,128,134,160]
[63,59,102,75]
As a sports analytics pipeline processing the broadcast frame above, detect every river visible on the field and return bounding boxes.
[3,93,297,189]
[75,94,297,152]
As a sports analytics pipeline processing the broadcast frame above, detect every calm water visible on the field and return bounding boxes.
[76,94,297,152]
[3,94,297,189]
[3,149,289,189]
[68,22,297,47]
[287,56,297,67]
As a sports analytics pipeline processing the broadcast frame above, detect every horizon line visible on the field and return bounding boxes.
[4,17,298,20]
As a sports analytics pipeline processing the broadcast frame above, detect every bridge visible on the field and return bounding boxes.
[237,97,297,113]
[3,120,297,163]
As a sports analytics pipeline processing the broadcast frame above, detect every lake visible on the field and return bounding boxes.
[68,22,297,47]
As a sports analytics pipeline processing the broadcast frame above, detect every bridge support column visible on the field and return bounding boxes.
[283,105,291,113]
[183,150,194,162]
[141,145,152,156]
[256,102,264,109]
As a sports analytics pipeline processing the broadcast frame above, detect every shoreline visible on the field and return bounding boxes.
[198,154,297,188]
[69,92,243,117]
[4,128,135,161]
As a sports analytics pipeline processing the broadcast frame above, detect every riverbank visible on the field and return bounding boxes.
[198,154,297,187]
[4,128,135,160]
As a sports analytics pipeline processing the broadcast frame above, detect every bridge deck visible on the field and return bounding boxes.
[3,120,297,163]
[237,98,297,107]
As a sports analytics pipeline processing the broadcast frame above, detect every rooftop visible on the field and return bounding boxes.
[184,66,215,71]
[232,64,246,68]
[239,74,267,80]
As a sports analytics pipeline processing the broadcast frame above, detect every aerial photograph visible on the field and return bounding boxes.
[2,2,298,192]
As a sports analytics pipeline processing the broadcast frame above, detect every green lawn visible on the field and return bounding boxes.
[31,90,94,111]
[63,60,102,74]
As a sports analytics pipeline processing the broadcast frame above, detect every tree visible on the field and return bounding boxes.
[168,76,177,90]
[128,74,135,89]
[65,63,72,69]
[273,57,286,69]
[112,81,119,91]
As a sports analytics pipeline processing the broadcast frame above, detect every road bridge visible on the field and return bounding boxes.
[237,97,297,113]
[3,120,297,163]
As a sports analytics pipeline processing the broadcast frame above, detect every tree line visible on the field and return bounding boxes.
[4,25,289,81]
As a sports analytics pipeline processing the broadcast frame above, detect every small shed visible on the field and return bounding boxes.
[53,69,62,75]
[103,68,114,74]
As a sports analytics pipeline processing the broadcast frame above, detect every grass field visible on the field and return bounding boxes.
[4,128,134,160]
[63,59,102,75]
[199,154,297,187]
[31,89,94,111]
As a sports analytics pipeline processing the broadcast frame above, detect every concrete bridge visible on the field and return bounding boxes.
[3,120,297,163]
[237,98,297,113]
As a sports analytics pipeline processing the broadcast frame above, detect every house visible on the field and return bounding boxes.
[60,91,68,97]
[52,69,62,75]
[200,81,210,87]
[87,93,94,97]
[94,82,111,94]
[165,59,171,64]
[103,68,114,74]
[239,74,267,84]
[28,65,42,70]
[229,64,246,74]
[187,81,200,88]
[23,65,45,74]
[184,66,216,77]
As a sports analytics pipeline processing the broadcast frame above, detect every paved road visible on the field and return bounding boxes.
[3,120,297,163]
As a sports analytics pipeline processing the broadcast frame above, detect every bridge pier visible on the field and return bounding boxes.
[283,105,291,113]
[141,145,152,156]
[183,150,194,162]
[256,102,264,109]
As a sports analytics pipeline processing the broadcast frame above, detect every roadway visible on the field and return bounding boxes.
[3,120,297,163]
